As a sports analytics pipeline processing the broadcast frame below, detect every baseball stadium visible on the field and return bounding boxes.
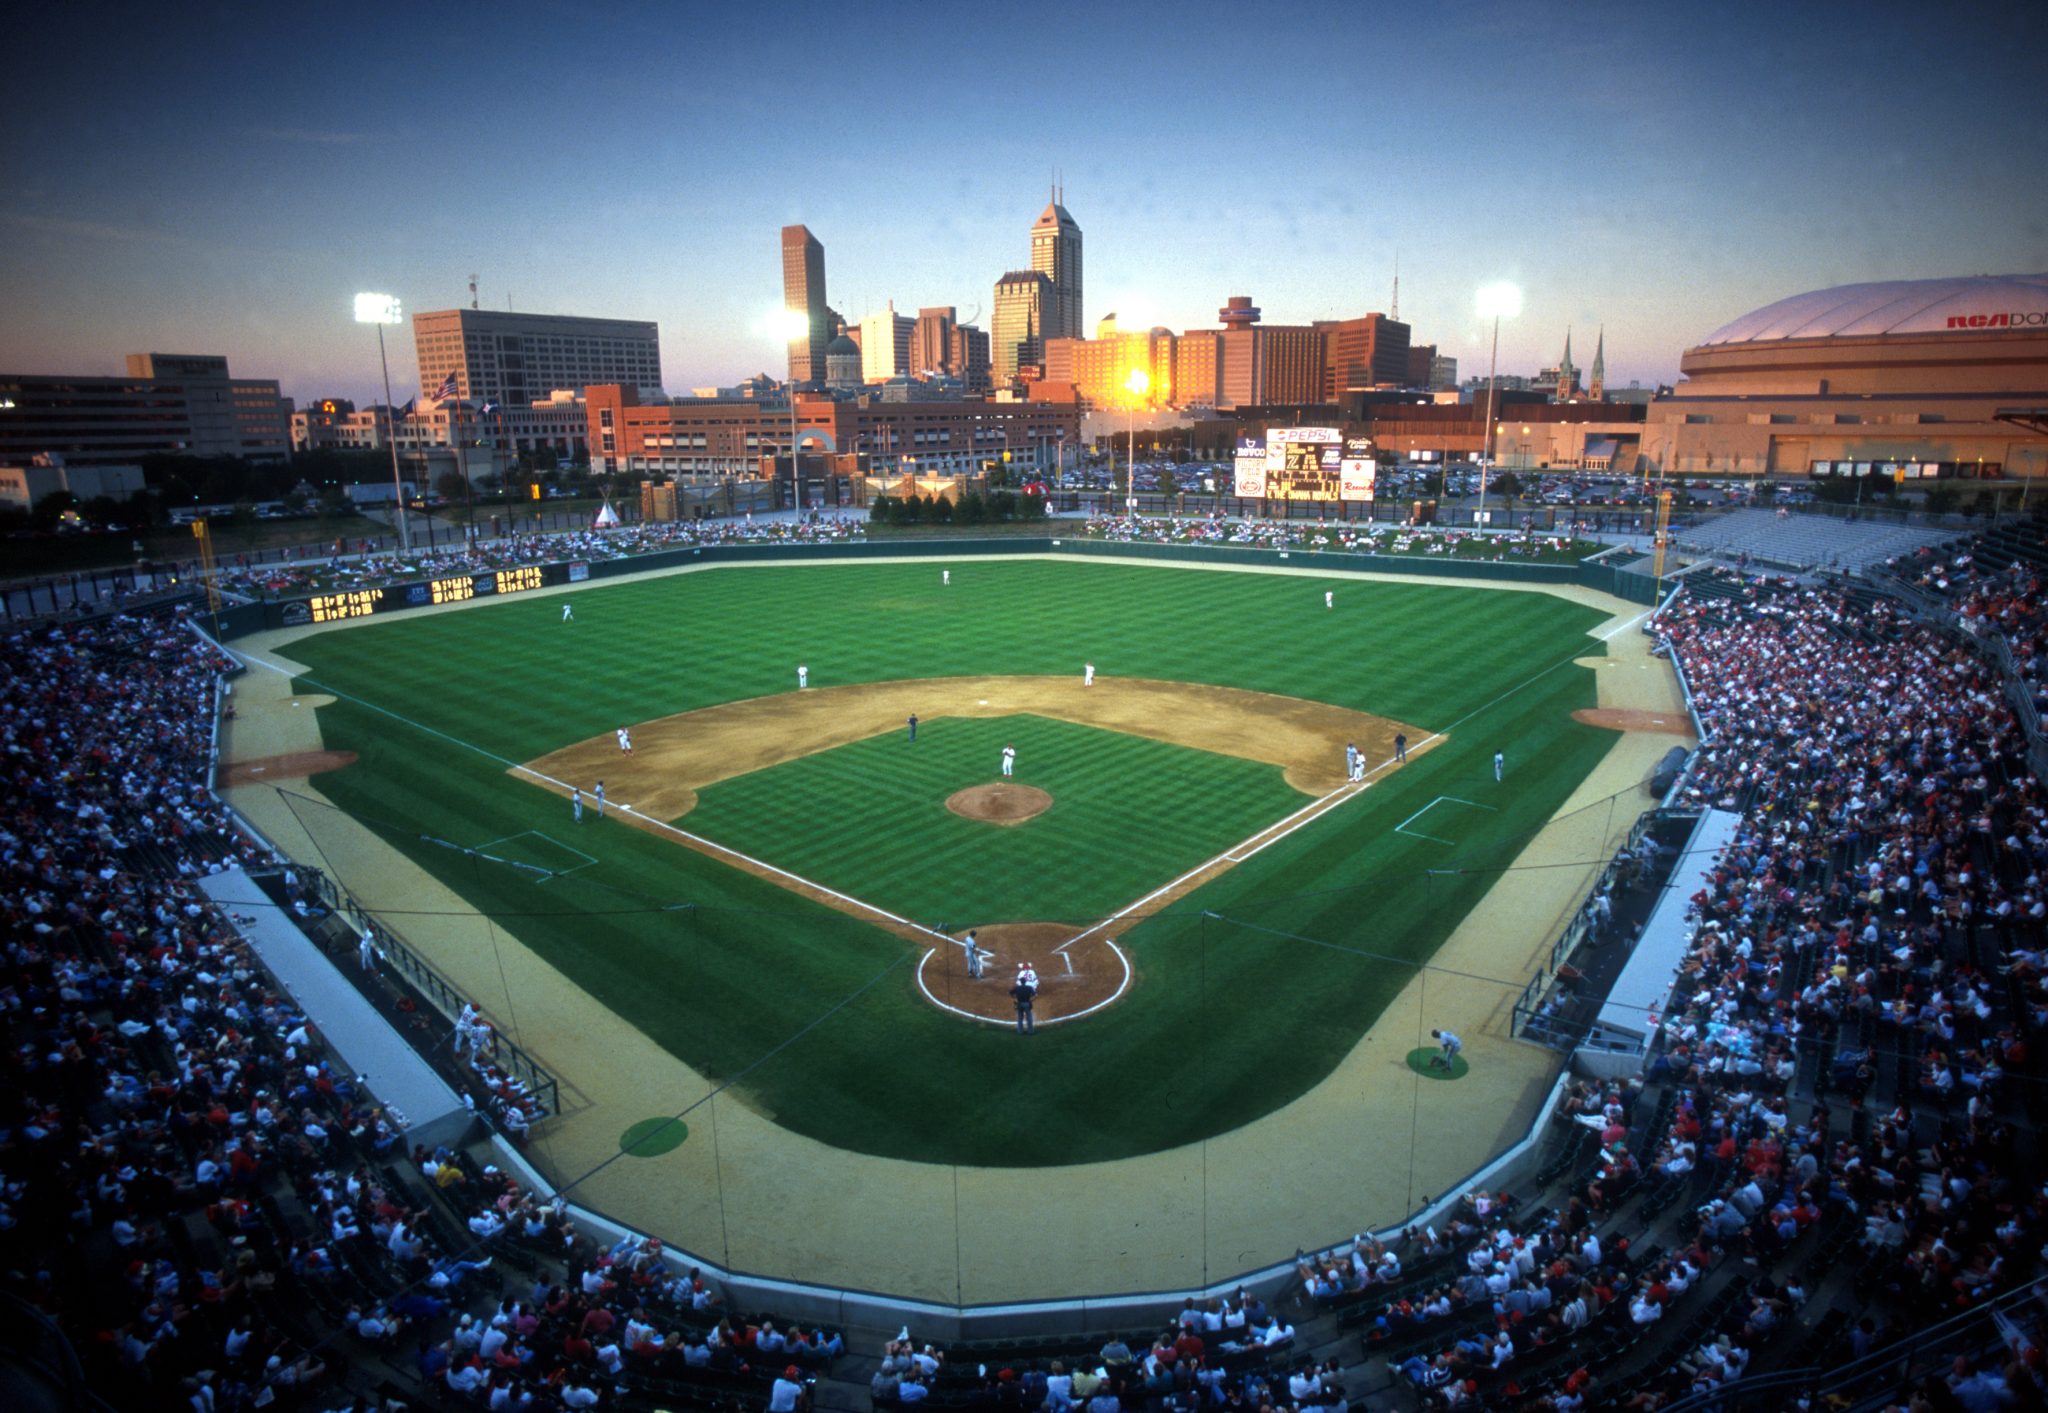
[12,479,2048,1412]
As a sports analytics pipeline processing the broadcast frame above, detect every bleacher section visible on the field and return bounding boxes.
[1671,507,1962,572]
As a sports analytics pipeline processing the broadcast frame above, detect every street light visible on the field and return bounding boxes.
[354,292,411,551]
[1125,366,1150,515]
[770,308,810,515]
[1474,281,1523,531]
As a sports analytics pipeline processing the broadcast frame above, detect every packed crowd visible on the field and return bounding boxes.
[0,606,860,1409]
[216,515,867,600]
[1083,515,1595,564]
[1886,523,2048,721]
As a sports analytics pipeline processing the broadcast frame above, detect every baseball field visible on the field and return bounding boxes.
[248,554,1629,1180]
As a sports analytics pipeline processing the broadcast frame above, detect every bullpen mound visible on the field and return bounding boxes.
[946,783,1052,826]
[221,750,358,786]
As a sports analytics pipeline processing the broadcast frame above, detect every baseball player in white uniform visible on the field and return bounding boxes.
[943,569,951,586]
[1001,744,1016,777]
[1325,590,1334,609]
[617,727,632,755]
[1083,662,1095,687]
[1017,962,1038,994]
[798,664,809,689]
[562,603,574,622]
[960,930,985,979]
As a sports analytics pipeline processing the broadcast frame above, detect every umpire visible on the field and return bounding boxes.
[1009,977,1036,1035]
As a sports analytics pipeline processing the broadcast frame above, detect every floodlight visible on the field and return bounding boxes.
[1475,282,1523,321]
[354,293,402,325]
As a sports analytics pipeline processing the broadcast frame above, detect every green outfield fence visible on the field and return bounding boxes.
[208,532,1665,641]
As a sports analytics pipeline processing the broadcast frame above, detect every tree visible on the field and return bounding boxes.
[990,489,1018,521]
[868,493,894,524]
[899,493,924,525]
[929,494,955,525]
[435,471,469,501]
[1019,492,1047,520]
[957,492,986,525]
[30,490,79,529]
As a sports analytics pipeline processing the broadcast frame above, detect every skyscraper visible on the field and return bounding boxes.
[1030,190,1083,342]
[992,271,1051,387]
[913,307,957,378]
[781,224,829,386]
[858,302,916,384]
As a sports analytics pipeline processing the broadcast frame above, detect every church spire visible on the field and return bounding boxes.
[1589,326,1606,401]
[1556,327,1576,401]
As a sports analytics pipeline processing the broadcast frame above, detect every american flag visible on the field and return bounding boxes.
[433,371,459,400]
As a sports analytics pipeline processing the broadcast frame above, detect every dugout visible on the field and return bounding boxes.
[1575,808,1742,1079]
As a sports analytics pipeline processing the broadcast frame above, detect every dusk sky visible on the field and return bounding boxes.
[3,1,2043,407]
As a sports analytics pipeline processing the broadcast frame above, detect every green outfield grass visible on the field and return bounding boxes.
[284,558,1619,1165]
[684,714,1304,924]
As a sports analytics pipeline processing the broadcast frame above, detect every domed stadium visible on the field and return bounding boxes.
[1694,273,2048,347]
[1643,273,2048,481]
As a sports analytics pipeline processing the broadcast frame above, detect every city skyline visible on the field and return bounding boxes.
[2,1,2042,408]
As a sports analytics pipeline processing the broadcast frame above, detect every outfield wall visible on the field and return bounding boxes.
[210,533,1660,642]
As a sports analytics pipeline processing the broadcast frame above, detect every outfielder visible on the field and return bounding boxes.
[1325,590,1334,609]
[562,603,574,622]
[1494,750,1505,782]
[943,569,951,586]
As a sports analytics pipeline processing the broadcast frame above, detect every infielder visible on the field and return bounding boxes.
[797,663,809,689]
[1001,744,1016,778]
[617,727,632,755]
[1083,662,1096,687]
[1395,733,1408,763]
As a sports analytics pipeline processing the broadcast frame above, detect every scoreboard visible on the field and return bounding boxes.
[286,563,560,627]
[308,590,380,623]
[1233,428,1377,501]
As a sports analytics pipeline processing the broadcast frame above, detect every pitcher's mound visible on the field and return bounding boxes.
[946,783,1052,826]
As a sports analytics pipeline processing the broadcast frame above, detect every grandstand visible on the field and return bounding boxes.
[4,514,2047,1411]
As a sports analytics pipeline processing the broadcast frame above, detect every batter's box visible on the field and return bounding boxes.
[1394,795,1495,845]
[472,830,600,882]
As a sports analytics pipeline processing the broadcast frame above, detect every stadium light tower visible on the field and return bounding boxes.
[1124,366,1150,515]
[354,293,411,551]
[1474,281,1523,531]
[771,308,810,514]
